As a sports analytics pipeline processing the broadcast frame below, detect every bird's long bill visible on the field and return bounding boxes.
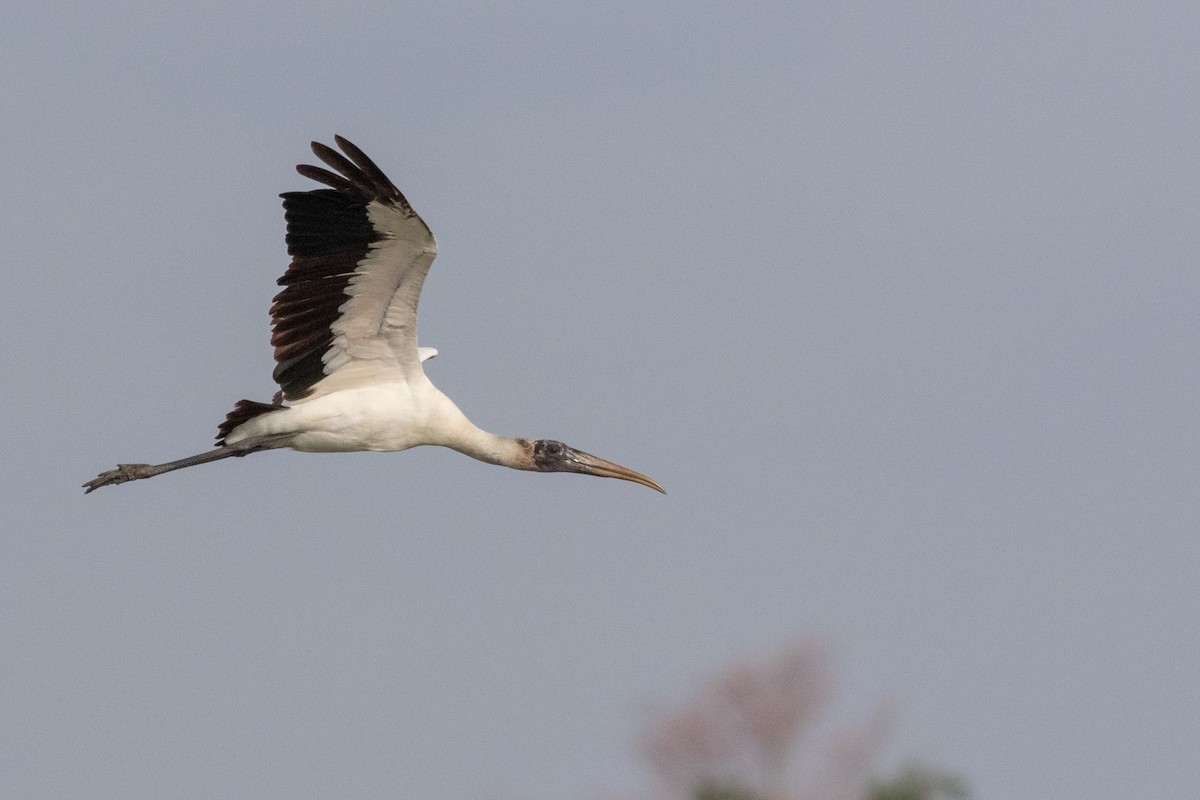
[566,448,666,493]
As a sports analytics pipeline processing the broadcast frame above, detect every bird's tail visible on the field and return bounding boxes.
[216,398,284,445]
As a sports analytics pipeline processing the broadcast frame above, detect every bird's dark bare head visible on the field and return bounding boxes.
[530,439,665,493]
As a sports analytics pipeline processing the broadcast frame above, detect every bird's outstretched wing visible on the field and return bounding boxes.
[271,135,437,401]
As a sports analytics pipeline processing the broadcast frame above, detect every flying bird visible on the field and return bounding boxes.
[84,136,663,494]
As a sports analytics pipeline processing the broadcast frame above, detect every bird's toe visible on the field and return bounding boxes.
[82,464,153,493]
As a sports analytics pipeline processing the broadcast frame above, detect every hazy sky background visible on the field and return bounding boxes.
[3,3,1197,799]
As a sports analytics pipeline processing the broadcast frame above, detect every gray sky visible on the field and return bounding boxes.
[3,3,1197,798]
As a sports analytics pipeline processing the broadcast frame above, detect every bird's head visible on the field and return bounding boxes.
[528,439,665,493]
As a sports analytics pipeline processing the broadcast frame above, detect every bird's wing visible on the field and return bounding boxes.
[270,135,437,401]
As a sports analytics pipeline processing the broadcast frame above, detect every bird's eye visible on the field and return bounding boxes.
[546,442,563,456]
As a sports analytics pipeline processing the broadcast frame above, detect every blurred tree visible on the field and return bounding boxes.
[692,781,766,800]
[637,640,968,800]
[866,764,969,800]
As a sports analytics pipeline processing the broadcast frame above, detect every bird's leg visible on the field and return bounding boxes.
[82,435,291,494]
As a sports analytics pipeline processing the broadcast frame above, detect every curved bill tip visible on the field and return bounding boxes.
[568,449,666,494]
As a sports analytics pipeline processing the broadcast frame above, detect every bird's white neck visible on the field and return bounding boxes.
[445,422,532,470]
[428,390,533,470]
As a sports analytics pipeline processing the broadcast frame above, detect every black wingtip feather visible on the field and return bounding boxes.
[296,136,412,211]
[295,163,361,195]
[332,135,403,199]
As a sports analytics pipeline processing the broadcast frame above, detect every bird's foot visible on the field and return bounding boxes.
[82,463,158,494]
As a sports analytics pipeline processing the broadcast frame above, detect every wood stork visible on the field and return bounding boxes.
[83,136,664,494]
